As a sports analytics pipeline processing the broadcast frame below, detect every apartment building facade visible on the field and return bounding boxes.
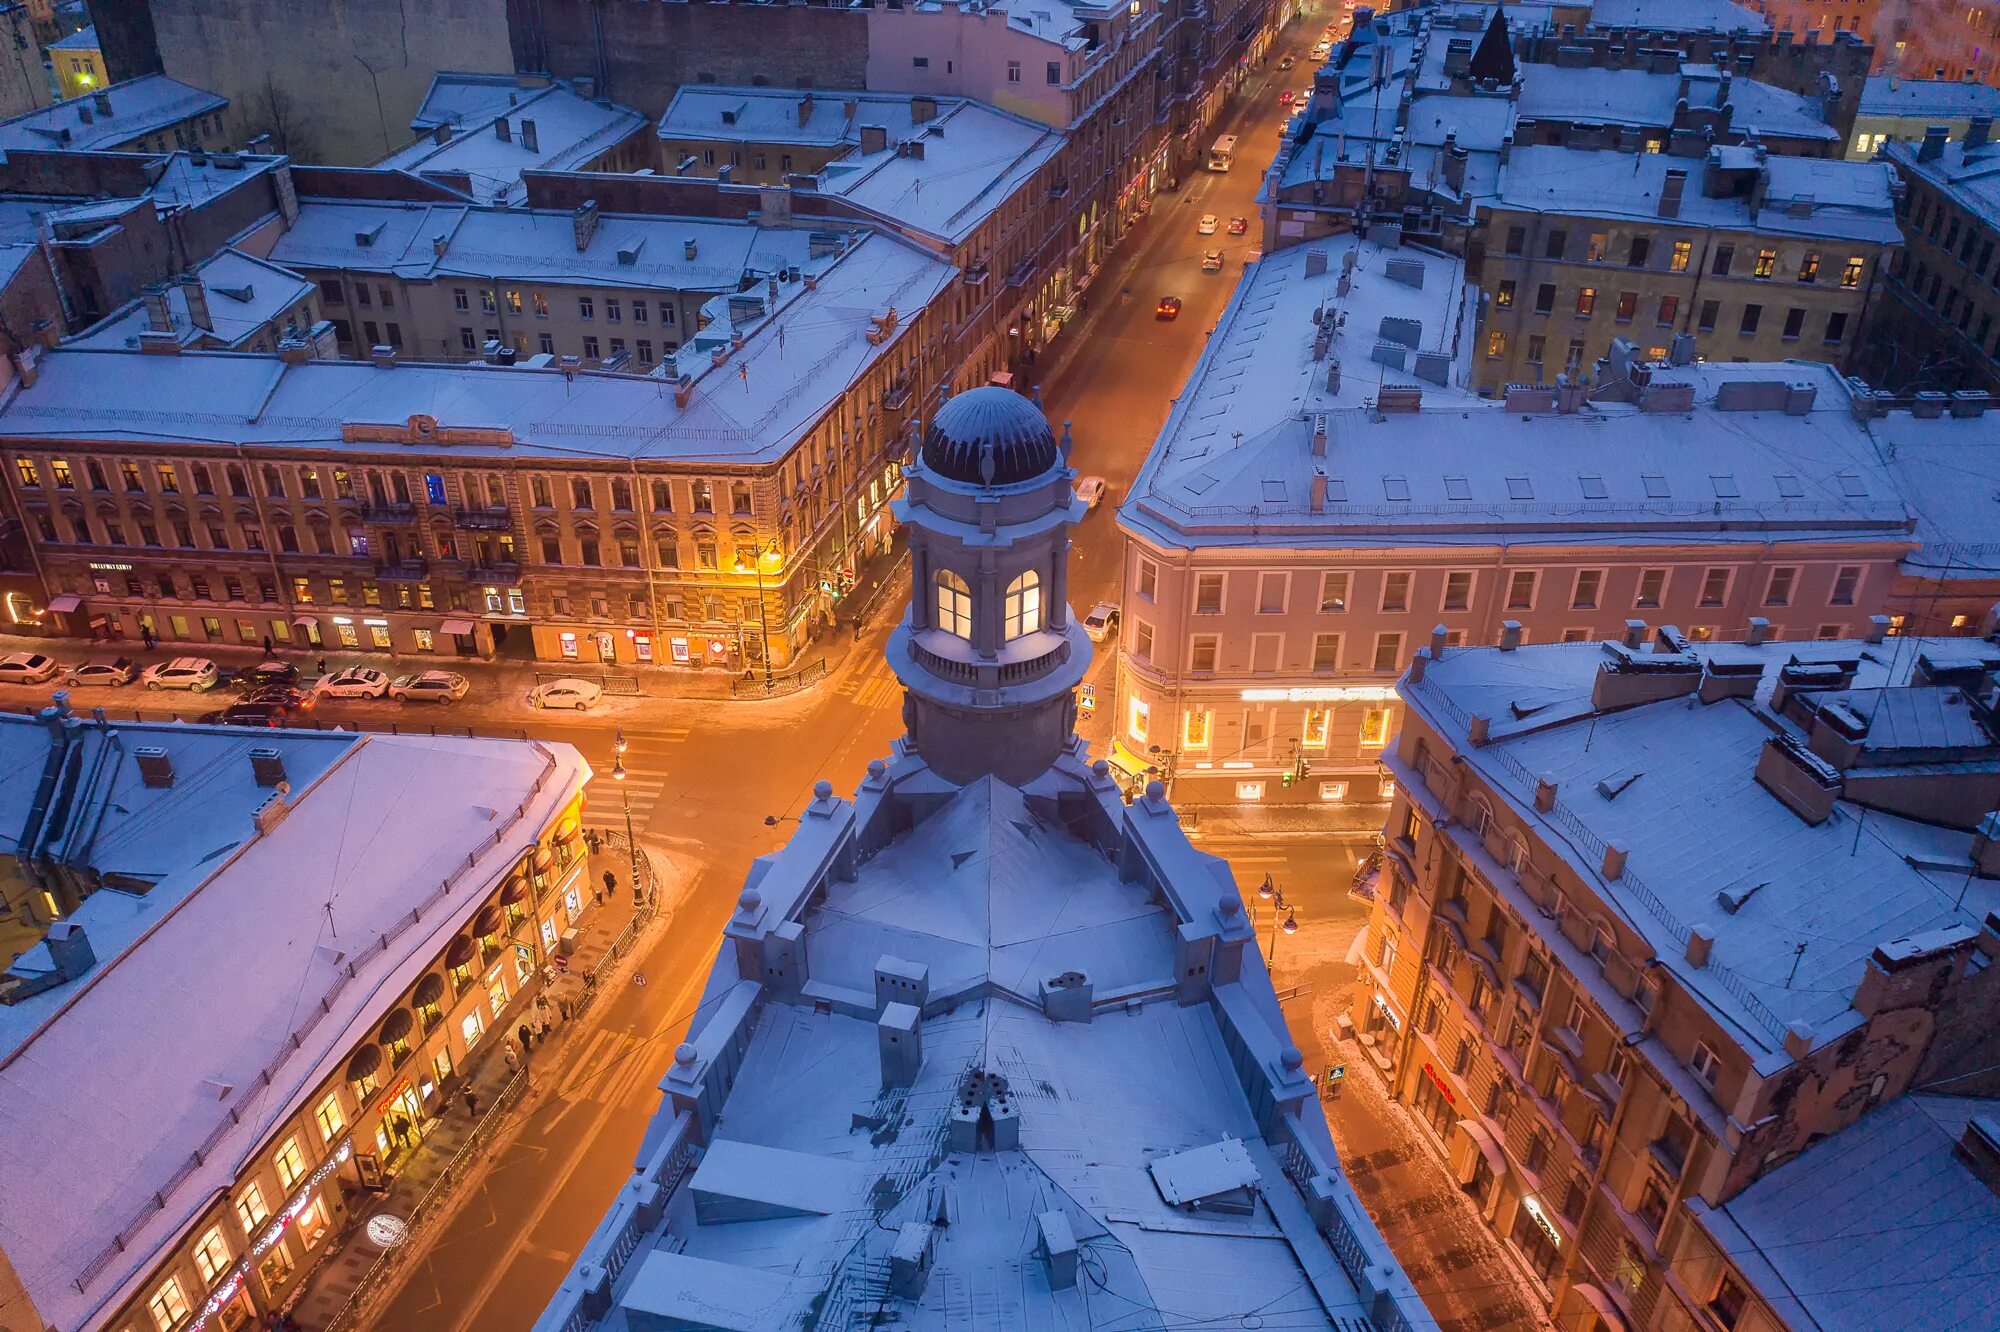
[0,224,943,672]
[1472,146,1896,390]
[1358,634,2000,1331]
[1869,126,2000,391]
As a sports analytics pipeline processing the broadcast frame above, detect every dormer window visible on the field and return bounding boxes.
[936,569,972,638]
[1004,569,1042,639]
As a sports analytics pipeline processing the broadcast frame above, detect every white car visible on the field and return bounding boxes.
[1075,475,1108,509]
[1312,40,1332,58]
[0,652,61,684]
[316,667,391,700]
[1082,602,1120,643]
[1197,213,1219,235]
[390,670,470,704]
[142,657,221,691]
[529,677,603,711]
[65,656,139,687]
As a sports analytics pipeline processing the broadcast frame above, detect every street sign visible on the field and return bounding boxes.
[515,943,535,968]
[1327,1063,1346,1083]
[1079,683,1097,714]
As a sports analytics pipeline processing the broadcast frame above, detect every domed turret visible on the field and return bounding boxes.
[887,388,1090,785]
[919,386,1061,486]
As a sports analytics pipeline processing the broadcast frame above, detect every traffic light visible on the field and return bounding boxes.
[1281,768,1295,788]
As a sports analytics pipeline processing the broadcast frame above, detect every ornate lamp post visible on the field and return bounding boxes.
[611,729,643,909]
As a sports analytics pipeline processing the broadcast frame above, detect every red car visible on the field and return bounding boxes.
[1227,216,1249,235]
[1278,89,1296,105]
[1156,295,1183,320]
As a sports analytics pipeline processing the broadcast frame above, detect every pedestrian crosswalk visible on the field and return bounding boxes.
[833,649,903,713]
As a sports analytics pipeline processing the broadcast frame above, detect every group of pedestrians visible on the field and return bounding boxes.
[499,994,560,1078]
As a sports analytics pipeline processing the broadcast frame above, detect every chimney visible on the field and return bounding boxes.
[684,236,699,261]
[1658,167,1686,217]
[1624,619,1648,649]
[432,233,448,258]
[879,1002,922,1089]
[1686,924,1714,967]
[1970,116,1994,151]
[1534,774,1558,811]
[433,122,453,145]
[1309,473,1327,512]
[860,124,888,154]
[135,746,174,788]
[1469,713,1492,745]
[1431,625,1449,659]
[92,89,110,117]
[178,273,212,333]
[520,118,539,153]
[1866,614,1891,643]
[1499,620,1523,651]
[494,116,512,143]
[277,337,310,365]
[912,95,938,124]
[249,746,287,787]
[1956,1116,2000,1198]
[1310,412,1328,456]
[1745,616,1770,647]
[1601,841,1629,880]
[371,344,397,369]
[573,198,600,252]
[141,282,173,333]
[45,920,94,981]
[797,93,814,127]
[1920,124,1948,161]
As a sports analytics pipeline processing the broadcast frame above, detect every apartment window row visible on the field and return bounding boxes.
[1498,225,1863,288]
[448,286,679,329]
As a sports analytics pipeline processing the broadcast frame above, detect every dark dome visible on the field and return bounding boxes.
[920,387,1059,486]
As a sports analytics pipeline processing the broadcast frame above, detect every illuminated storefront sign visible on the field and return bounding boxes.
[1421,1062,1457,1104]
[1520,1196,1562,1248]
[1240,686,1400,703]
[1373,992,1403,1031]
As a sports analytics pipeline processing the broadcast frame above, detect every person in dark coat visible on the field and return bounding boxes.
[517,1020,534,1051]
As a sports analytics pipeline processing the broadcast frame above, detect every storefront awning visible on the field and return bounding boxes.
[292,614,317,629]
[412,972,445,1007]
[440,618,477,635]
[499,873,529,906]
[444,935,476,968]
[472,904,504,937]
[1570,1284,1631,1332]
[552,820,582,846]
[378,1007,414,1044]
[1456,1118,1509,1181]
[47,594,82,613]
[345,1043,383,1082]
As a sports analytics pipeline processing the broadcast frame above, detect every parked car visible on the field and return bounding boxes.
[64,656,138,687]
[390,670,470,704]
[317,667,391,700]
[1227,216,1249,236]
[142,657,222,691]
[234,659,298,692]
[529,678,603,711]
[1201,250,1225,272]
[1155,295,1183,320]
[1279,53,1295,69]
[0,652,61,684]
[239,685,312,710]
[1075,476,1108,509]
[1082,602,1121,643]
[1196,213,1218,235]
[1313,40,1332,57]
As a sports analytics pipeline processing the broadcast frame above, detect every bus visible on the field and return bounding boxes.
[1207,134,1238,171]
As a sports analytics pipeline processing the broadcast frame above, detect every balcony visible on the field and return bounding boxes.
[375,558,429,582]
[455,507,513,531]
[469,561,522,585]
[360,501,417,524]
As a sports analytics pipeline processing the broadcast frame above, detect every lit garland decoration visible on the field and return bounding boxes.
[187,1140,352,1331]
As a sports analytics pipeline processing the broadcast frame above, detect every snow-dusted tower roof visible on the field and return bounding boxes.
[888,386,1092,786]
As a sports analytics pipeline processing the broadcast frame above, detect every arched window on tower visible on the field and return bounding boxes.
[1004,569,1043,639]
[935,569,972,638]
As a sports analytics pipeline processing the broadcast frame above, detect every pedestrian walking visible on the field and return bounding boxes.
[535,993,550,1016]
[602,868,616,900]
[533,1014,549,1042]
[393,1114,412,1147]
[503,1043,521,1074]
[316,655,328,676]
[517,1020,534,1051]
[140,625,155,650]
[558,996,573,1021]
[262,634,274,655]
[462,1088,479,1117]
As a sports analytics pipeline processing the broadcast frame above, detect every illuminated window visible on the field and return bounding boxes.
[1669,239,1692,272]
[1003,569,1043,639]
[934,569,972,638]
[193,1225,230,1284]
[1797,252,1820,283]
[297,1195,332,1248]
[147,1276,190,1331]
[1360,707,1392,747]
[274,1135,306,1189]
[1303,709,1329,747]
[1128,697,1150,742]
[1754,248,1777,278]
[1182,709,1210,748]
[13,457,36,487]
[314,1093,346,1142]
[1485,329,1509,358]
[1841,255,1865,287]
[236,1181,269,1231]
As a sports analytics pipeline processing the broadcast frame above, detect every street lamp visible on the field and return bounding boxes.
[611,729,643,911]
[1255,873,1300,968]
[752,544,782,690]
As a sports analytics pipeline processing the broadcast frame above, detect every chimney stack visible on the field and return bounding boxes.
[494,116,512,143]
[141,283,174,334]
[520,118,539,152]
[1658,167,1686,217]
[178,273,212,333]
[1969,115,1994,151]
[45,921,95,981]
[92,89,110,117]
[572,198,599,252]
[1920,124,1949,161]
[684,236,699,261]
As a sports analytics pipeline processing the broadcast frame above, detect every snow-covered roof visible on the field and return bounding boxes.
[0,75,225,154]
[0,231,953,465]
[0,715,586,1331]
[537,745,1435,1331]
[375,79,646,207]
[1882,137,2000,223]
[407,71,538,133]
[1859,76,2000,122]
[65,247,312,351]
[817,100,1064,244]
[1691,1095,2000,1329]
[271,200,824,294]
[47,23,97,51]
[1517,65,1681,124]
[1586,0,1769,32]
[1869,411,2000,579]
[1493,145,1901,243]
[660,86,931,149]
[1399,638,2000,1055]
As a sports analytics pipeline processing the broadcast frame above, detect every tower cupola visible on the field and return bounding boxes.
[888,387,1090,785]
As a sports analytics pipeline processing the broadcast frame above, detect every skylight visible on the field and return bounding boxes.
[1444,475,1472,500]
[1578,474,1608,499]
[1642,474,1670,499]
[1710,474,1740,498]
[1383,476,1410,501]
[1505,475,1533,500]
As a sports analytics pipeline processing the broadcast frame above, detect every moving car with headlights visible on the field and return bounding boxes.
[529,677,603,711]
[1155,295,1183,320]
[1196,213,1218,235]
[64,656,138,687]
[1201,250,1225,272]
[1082,602,1121,642]
[142,657,221,691]
[0,652,61,684]
[390,670,470,704]
[1227,216,1249,236]
[317,667,391,700]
